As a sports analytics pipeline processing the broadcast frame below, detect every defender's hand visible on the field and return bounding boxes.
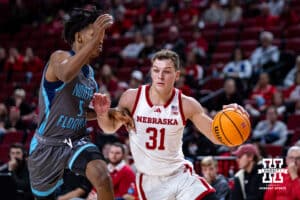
[92,14,113,43]
[92,93,111,116]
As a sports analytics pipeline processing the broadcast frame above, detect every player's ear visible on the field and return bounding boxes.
[75,32,83,44]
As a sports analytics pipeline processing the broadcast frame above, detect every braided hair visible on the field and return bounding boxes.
[63,7,103,45]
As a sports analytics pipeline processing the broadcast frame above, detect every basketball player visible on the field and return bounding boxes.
[28,8,131,200]
[93,49,248,200]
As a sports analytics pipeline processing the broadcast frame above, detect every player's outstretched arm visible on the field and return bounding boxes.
[183,95,222,145]
[92,89,136,133]
[47,14,113,83]
[184,94,249,145]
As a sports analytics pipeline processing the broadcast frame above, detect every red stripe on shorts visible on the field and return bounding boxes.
[138,173,147,200]
[195,177,216,200]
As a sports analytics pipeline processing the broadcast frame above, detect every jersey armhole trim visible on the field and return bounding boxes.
[178,90,186,126]
[131,86,142,116]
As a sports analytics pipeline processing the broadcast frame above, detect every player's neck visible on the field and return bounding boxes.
[149,86,174,106]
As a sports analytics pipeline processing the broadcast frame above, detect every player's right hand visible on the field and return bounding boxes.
[92,14,113,44]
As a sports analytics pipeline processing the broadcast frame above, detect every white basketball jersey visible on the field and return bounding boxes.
[130,85,188,176]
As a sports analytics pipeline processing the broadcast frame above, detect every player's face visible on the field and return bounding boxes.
[151,59,180,92]
[108,146,124,165]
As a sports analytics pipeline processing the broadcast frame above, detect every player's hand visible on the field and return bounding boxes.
[92,93,111,116]
[223,103,249,118]
[110,108,135,132]
[92,14,113,43]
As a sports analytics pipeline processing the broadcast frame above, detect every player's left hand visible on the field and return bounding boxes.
[92,93,111,116]
[110,108,135,132]
[223,103,249,118]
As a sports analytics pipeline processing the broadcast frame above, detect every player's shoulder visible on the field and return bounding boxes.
[123,87,140,98]
[180,93,199,107]
[180,92,204,118]
[119,87,141,111]
[49,50,71,62]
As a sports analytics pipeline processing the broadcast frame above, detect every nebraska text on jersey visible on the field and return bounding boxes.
[136,116,178,125]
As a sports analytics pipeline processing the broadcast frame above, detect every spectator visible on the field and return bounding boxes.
[0,143,33,200]
[7,88,36,121]
[175,69,193,96]
[4,47,24,80]
[286,71,300,103]
[187,28,208,58]
[268,0,284,16]
[129,70,143,89]
[231,144,267,200]
[223,48,252,80]
[255,3,279,29]
[149,1,173,28]
[284,55,300,87]
[89,143,137,200]
[185,51,204,85]
[98,64,119,101]
[126,14,153,37]
[271,91,288,116]
[201,156,231,200]
[279,2,300,29]
[56,169,92,200]
[264,146,300,200]
[224,0,242,23]
[248,72,277,111]
[0,47,6,72]
[250,31,280,73]
[223,48,252,92]
[252,106,288,145]
[211,78,243,113]
[23,47,43,74]
[138,34,157,60]
[5,106,25,132]
[247,90,288,117]
[177,0,199,26]
[121,31,145,59]
[109,10,133,38]
[203,0,225,24]
[163,25,186,62]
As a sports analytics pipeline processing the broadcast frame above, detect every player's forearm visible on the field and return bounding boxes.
[57,42,97,82]
[194,115,222,145]
[96,109,122,133]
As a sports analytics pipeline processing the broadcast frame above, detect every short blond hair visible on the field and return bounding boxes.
[201,156,218,167]
[152,49,180,70]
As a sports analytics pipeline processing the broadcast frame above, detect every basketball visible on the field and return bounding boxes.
[212,108,251,147]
